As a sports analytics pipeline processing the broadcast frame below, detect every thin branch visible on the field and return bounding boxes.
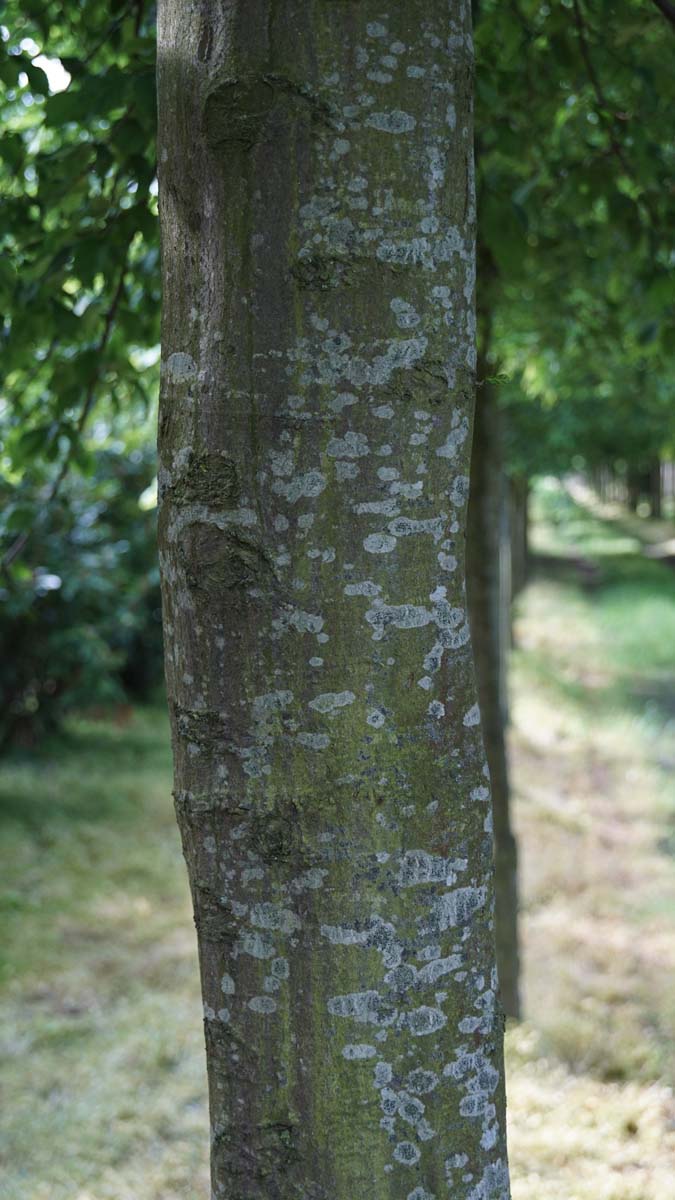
[571,0,659,231]
[572,0,611,114]
[650,0,675,29]
[1,256,129,574]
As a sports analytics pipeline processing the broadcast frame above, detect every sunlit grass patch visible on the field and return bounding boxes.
[507,479,675,1194]
[0,706,209,1198]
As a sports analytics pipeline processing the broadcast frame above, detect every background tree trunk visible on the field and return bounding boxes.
[467,376,520,1021]
[157,2,510,1197]
[650,459,662,518]
[509,476,529,606]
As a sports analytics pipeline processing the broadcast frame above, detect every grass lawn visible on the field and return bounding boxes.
[1,479,674,1198]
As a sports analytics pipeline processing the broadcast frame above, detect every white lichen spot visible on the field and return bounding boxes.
[269,449,294,477]
[436,416,469,460]
[378,467,399,481]
[450,475,470,507]
[272,470,326,503]
[234,930,276,959]
[220,973,235,995]
[406,1069,439,1095]
[309,656,324,667]
[366,110,416,133]
[308,690,355,714]
[463,704,481,727]
[390,480,424,500]
[393,1142,421,1166]
[335,460,360,481]
[322,917,403,968]
[327,991,397,1027]
[430,886,487,933]
[365,602,432,640]
[217,1008,230,1023]
[288,610,324,634]
[291,868,328,891]
[364,533,397,554]
[165,352,197,383]
[401,1006,447,1036]
[249,902,301,933]
[366,21,388,37]
[367,709,386,728]
[342,1043,377,1060]
[437,551,458,573]
[397,850,448,887]
[428,700,445,719]
[388,515,445,541]
[345,580,381,597]
[248,996,277,1014]
[374,1061,393,1087]
[327,431,370,458]
[354,499,399,516]
[330,391,358,413]
[417,676,433,690]
[296,732,330,750]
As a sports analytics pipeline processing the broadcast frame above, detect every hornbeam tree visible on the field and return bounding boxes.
[157,2,510,1197]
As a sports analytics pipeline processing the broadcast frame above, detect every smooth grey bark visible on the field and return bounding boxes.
[466,374,520,1021]
[157,3,510,1197]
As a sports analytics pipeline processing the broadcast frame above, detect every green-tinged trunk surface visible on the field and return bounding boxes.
[467,379,520,1021]
[157,2,510,1197]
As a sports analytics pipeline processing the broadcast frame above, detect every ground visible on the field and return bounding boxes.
[1,480,674,1199]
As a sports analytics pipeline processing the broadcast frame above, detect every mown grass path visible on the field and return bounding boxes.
[506,481,675,1200]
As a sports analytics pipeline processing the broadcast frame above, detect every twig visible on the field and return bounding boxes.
[571,0,659,233]
[650,0,675,29]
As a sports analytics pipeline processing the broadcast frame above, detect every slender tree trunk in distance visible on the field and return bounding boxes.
[157,3,510,1197]
[509,477,528,606]
[467,373,520,1021]
[650,459,662,518]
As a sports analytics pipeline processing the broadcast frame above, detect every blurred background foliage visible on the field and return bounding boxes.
[1,0,674,739]
[0,0,160,741]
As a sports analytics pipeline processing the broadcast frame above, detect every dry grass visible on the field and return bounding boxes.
[0,479,674,1197]
[505,481,675,1199]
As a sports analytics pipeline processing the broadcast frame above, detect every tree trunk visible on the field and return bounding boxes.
[467,381,520,1021]
[650,459,662,519]
[509,476,528,605]
[157,3,510,1198]
[627,469,641,512]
